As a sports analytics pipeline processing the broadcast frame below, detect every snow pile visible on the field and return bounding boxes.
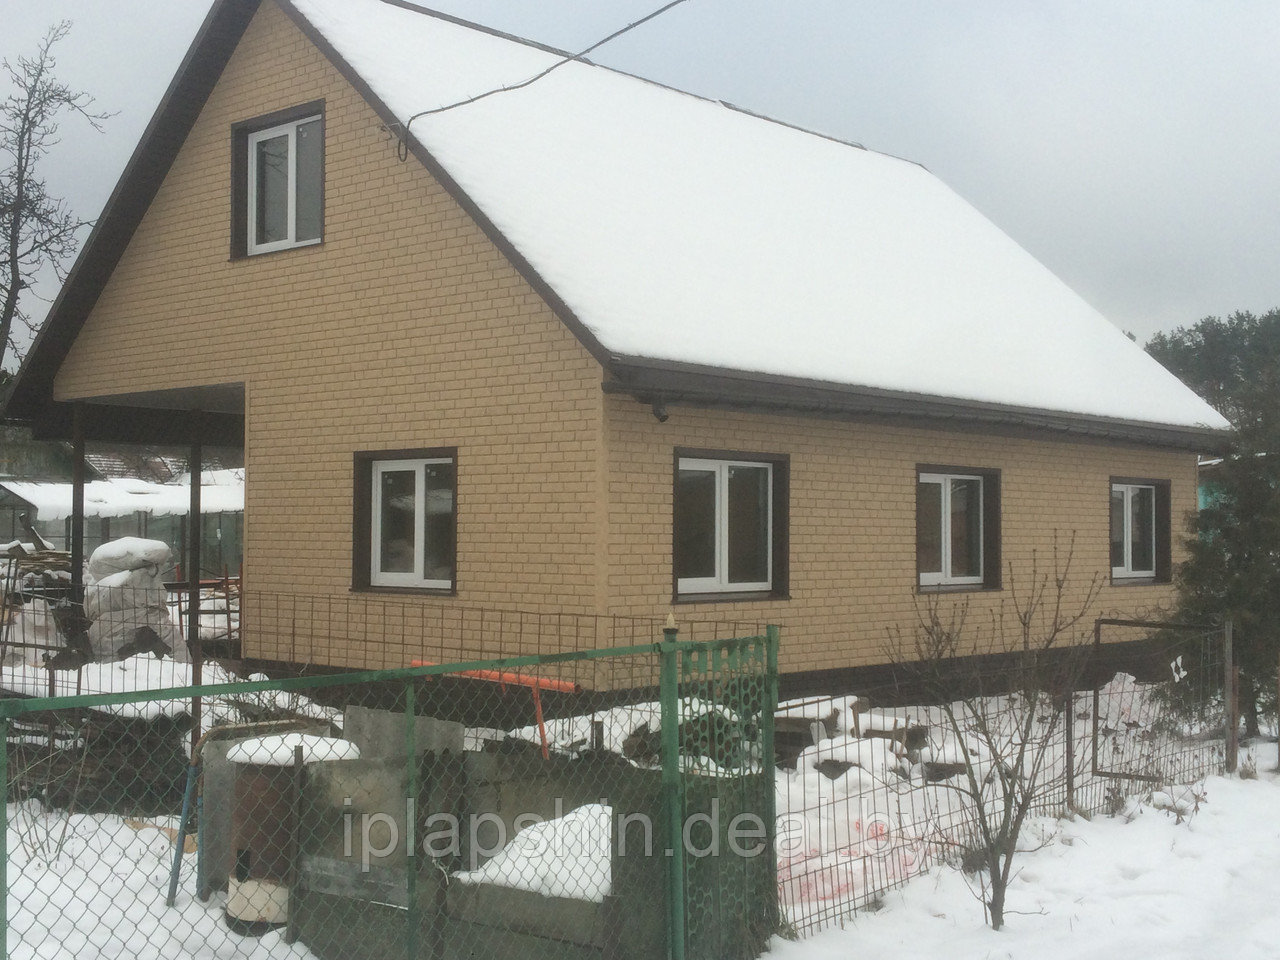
[84,538,185,662]
[226,733,360,766]
[0,654,230,711]
[795,736,906,788]
[0,656,340,749]
[2,598,58,661]
[452,803,613,903]
[6,808,316,960]
[501,696,758,770]
[766,772,1280,960]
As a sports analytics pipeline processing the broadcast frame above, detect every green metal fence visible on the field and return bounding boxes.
[0,627,780,960]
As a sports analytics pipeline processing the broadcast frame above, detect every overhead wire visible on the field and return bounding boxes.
[392,0,692,161]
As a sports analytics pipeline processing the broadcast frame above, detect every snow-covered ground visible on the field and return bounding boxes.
[6,806,314,960]
[767,767,1280,960]
[7,767,1276,959]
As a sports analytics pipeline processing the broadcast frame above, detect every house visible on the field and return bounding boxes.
[2,0,1230,685]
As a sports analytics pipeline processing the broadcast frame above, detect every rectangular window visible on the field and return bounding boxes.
[674,452,787,598]
[354,450,456,591]
[232,103,324,258]
[916,466,1001,589]
[1111,480,1169,580]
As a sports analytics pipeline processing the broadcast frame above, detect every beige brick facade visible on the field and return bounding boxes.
[603,397,1194,674]
[54,3,607,667]
[50,1,1201,675]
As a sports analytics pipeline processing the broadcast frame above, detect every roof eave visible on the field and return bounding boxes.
[605,355,1231,453]
[3,0,264,430]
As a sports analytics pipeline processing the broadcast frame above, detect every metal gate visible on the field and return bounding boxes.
[661,625,779,960]
[1089,618,1234,787]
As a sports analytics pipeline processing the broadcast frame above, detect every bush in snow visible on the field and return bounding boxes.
[887,534,1101,930]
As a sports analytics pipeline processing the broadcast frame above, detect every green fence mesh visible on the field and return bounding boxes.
[0,627,780,960]
[670,629,778,960]
[0,597,1237,956]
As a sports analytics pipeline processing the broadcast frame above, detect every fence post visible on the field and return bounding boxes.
[1,717,7,960]
[1224,620,1238,774]
[762,626,780,930]
[405,680,419,960]
[659,624,685,960]
[1064,694,1075,811]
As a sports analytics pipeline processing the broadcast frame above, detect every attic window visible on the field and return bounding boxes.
[231,102,324,258]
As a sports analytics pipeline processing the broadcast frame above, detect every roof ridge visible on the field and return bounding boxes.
[372,0,578,60]
[374,1,926,171]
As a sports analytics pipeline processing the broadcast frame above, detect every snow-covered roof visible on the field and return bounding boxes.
[172,467,246,487]
[0,474,244,521]
[288,0,1228,434]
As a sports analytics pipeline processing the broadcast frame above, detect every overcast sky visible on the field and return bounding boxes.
[6,0,1279,355]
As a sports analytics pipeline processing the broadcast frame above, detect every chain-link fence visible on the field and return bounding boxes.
[0,628,779,960]
[772,617,1232,936]
[0,597,1239,953]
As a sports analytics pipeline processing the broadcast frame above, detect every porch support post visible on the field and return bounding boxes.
[70,402,86,601]
[188,430,203,752]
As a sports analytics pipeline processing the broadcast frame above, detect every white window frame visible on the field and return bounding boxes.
[246,115,322,256]
[1111,482,1156,579]
[370,457,453,590]
[676,457,773,595]
[918,472,984,587]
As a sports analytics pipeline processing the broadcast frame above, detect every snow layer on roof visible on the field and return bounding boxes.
[289,0,1228,432]
[226,733,360,767]
[0,475,244,521]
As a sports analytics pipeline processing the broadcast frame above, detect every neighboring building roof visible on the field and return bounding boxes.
[83,451,188,483]
[0,473,245,522]
[4,0,1231,448]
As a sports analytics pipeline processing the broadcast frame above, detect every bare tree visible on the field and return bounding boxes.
[889,535,1101,930]
[1,22,110,373]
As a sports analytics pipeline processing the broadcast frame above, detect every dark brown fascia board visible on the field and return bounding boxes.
[3,0,264,430]
[274,0,618,373]
[24,404,243,447]
[605,355,1232,453]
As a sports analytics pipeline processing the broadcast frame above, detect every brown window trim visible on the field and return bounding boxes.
[672,447,789,604]
[915,463,1002,593]
[230,100,325,260]
[352,446,458,595]
[1109,476,1172,585]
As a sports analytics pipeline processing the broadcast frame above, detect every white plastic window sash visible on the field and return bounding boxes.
[918,472,984,587]
[677,457,772,594]
[370,457,453,589]
[246,115,321,256]
[1111,483,1155,578]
